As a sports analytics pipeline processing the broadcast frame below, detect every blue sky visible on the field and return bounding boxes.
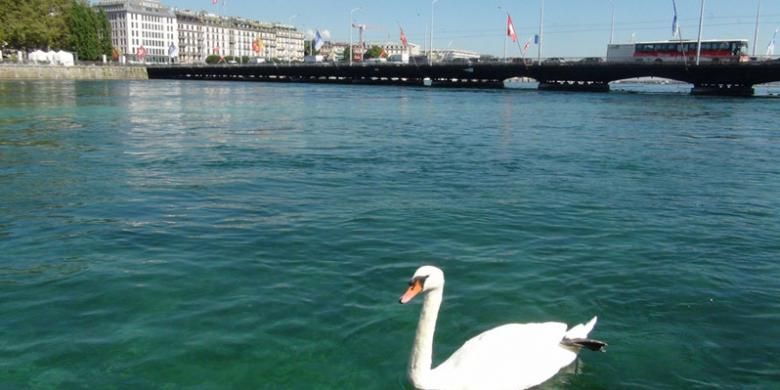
[163,0,780,57]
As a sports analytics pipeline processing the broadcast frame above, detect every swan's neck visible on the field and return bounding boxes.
[409,287,443,387]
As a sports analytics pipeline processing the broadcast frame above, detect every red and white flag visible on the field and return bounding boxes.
[522,36,533,56]
[507,14,518,42]
[400,27,408,48]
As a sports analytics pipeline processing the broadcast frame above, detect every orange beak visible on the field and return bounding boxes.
[399,279,423,304]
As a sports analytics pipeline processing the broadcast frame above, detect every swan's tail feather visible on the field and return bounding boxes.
[564,316,598,339]
[561,338,608,352]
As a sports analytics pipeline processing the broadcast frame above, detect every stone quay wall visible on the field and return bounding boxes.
[0,65,148,80]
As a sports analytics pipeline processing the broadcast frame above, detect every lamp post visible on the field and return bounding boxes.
[609,1,615,45]
[349,7,359,65]
[752,0,761,57]
[430,0,439,66]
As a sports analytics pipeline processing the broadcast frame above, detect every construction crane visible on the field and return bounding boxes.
[351,23,367,62]
[351,23,384,62]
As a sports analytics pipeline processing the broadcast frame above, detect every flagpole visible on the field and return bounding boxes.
[752,0,761,57]
[350,8,359,66]
[538,0,544,64]
[695,0,705,66]
[430,0,439,66]
[504,17,508,63]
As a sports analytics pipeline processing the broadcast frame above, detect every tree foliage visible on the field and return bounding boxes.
[341,47,352,62]
[67,1,112,60]
[0,0,111,60]
[364,45,384,59]
[0,0,70,50]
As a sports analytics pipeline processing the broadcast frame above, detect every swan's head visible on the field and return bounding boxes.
[399,265,445,304]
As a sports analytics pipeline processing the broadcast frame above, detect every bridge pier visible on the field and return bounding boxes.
[538,80,610,93]
[690,83,754,97]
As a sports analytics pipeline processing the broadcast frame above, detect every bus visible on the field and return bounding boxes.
[606,39,749,63]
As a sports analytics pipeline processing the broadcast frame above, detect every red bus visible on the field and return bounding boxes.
[607,39,749,63]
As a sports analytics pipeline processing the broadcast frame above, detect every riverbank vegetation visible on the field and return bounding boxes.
[0,0,111,61]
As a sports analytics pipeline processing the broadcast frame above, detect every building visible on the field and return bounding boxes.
[318,42,348,62]
[94,0,304,64]
[348,41,421,63]
[174,12,302,64]
[273,24,304,63]
[373,42,421,58]
[433,49,481,63]
[174,9,204,64]
[94,0,178,64]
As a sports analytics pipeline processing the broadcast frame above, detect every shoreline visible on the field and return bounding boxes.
[0,64,148,80]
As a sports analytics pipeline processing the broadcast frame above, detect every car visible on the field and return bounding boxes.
[580,57,604,63]
[542,57,566,64]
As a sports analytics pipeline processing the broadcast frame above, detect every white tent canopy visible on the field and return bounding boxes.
[29,50,49,63]
[55,50,74,66]
[28,50,75,66]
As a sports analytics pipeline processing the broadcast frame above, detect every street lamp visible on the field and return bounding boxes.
[609,1,615,45]
[350,7,359,66]
[430,0,439,66]
[752,0,761,57]
[695,0,705,65]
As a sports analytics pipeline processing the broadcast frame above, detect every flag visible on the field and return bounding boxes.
[768,28,778,56]
[522,36,533,57]
[252,37,264,54]
[135,46,146,60]
[168,43,177,58]
[672,0,680,38]
[400,27,408,48]
[507,14,518,42]
[212,0,217,4]
[534,34,540,44]
[313,30,324,51]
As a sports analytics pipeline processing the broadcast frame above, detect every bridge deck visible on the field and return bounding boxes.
[147,61,780,96]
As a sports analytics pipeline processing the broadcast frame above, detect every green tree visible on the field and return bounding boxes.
[67,0,111,60]
[0,0,111,59]
[341,46,352,62]
[206,55,222,64]
[0,0,70,50]
[364,45,384,59]
[304,40,321,56]
[96,9,112,57]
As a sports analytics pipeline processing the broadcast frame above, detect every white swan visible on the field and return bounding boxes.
[399,265,605,390]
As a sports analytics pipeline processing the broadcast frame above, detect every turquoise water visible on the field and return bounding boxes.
[1,80,779,389]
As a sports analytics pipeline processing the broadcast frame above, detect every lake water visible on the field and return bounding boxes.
[1,80,779,389]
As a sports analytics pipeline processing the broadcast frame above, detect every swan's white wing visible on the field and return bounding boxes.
[431,322,578,390]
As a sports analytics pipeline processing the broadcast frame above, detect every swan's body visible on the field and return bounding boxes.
[400,265,605,390]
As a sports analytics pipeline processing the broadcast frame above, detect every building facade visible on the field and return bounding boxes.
[95,0,178,64]
[94,0,304,64]
[174,10,204,64]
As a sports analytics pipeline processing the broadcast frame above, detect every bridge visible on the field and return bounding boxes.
[147,61,780,96]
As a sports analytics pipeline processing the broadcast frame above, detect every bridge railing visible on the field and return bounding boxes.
[150,55,780,68]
